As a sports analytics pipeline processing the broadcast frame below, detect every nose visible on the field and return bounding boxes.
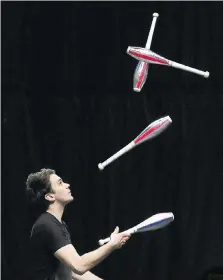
[66,183,70,188]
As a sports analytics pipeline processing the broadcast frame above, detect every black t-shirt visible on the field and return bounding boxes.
[29,212,72,280]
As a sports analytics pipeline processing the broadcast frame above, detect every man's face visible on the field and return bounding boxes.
[48,174,74,205]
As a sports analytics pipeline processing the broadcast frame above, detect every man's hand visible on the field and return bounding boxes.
[109,226,131,249]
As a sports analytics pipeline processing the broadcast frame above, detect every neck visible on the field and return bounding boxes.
[47,203,65,223]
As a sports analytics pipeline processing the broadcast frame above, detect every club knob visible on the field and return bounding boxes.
[153,13,159,17]
[98,163,104,170]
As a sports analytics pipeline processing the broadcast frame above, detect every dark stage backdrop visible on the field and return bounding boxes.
[2,2,223,280]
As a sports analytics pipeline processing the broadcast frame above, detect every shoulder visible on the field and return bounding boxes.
[32,213,61,234]
[35,212,55,224]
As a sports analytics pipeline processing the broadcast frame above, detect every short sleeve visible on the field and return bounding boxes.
[41,220,71,253]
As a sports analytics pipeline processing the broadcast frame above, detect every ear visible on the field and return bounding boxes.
[45,193,55,202]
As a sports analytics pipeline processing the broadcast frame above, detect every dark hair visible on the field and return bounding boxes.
[26,168,55,210]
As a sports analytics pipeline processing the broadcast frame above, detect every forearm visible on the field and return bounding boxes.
[55,227,129,276]
[72,271,103,280]
[78,242,114,273]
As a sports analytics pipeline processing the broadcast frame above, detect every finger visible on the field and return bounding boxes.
[120,233,130,238]
[113,226,119,234]
[121,241,126,247]
[122,237,130,242]
[124,235,131,239]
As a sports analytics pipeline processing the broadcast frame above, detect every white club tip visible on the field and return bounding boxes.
[98,163,104,171]
[98,239,104,246]
[133,88,141,92]
[153,13,159,17]
[167,212,174,219]
[204,71,210,78]
[166,116,172,123]
[162,212,174,221]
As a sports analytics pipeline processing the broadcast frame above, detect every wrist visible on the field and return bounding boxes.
[104,240,116,251]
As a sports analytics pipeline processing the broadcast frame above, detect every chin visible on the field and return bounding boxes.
[67,196,74,203]
[63,195,74,206]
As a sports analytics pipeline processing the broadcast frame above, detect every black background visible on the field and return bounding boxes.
[2,2,223,280]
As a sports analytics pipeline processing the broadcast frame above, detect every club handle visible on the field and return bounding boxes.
[98,141,135,171]
[98,228,136,246]
[98,237,110,246]
[169,60,209,78]
[145,13,159,49]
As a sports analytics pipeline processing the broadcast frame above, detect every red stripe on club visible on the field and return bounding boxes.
[135,62,148,90]
[134,119,169,145]
[128,49,169,65]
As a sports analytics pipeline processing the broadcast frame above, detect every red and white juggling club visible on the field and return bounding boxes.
[133,12,159,92]
[98,116,172,171]
[127,47,209,78]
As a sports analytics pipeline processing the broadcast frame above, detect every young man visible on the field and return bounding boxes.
[26,168,130,280]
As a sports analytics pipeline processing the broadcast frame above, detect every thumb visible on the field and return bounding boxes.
[113,226,119,234]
